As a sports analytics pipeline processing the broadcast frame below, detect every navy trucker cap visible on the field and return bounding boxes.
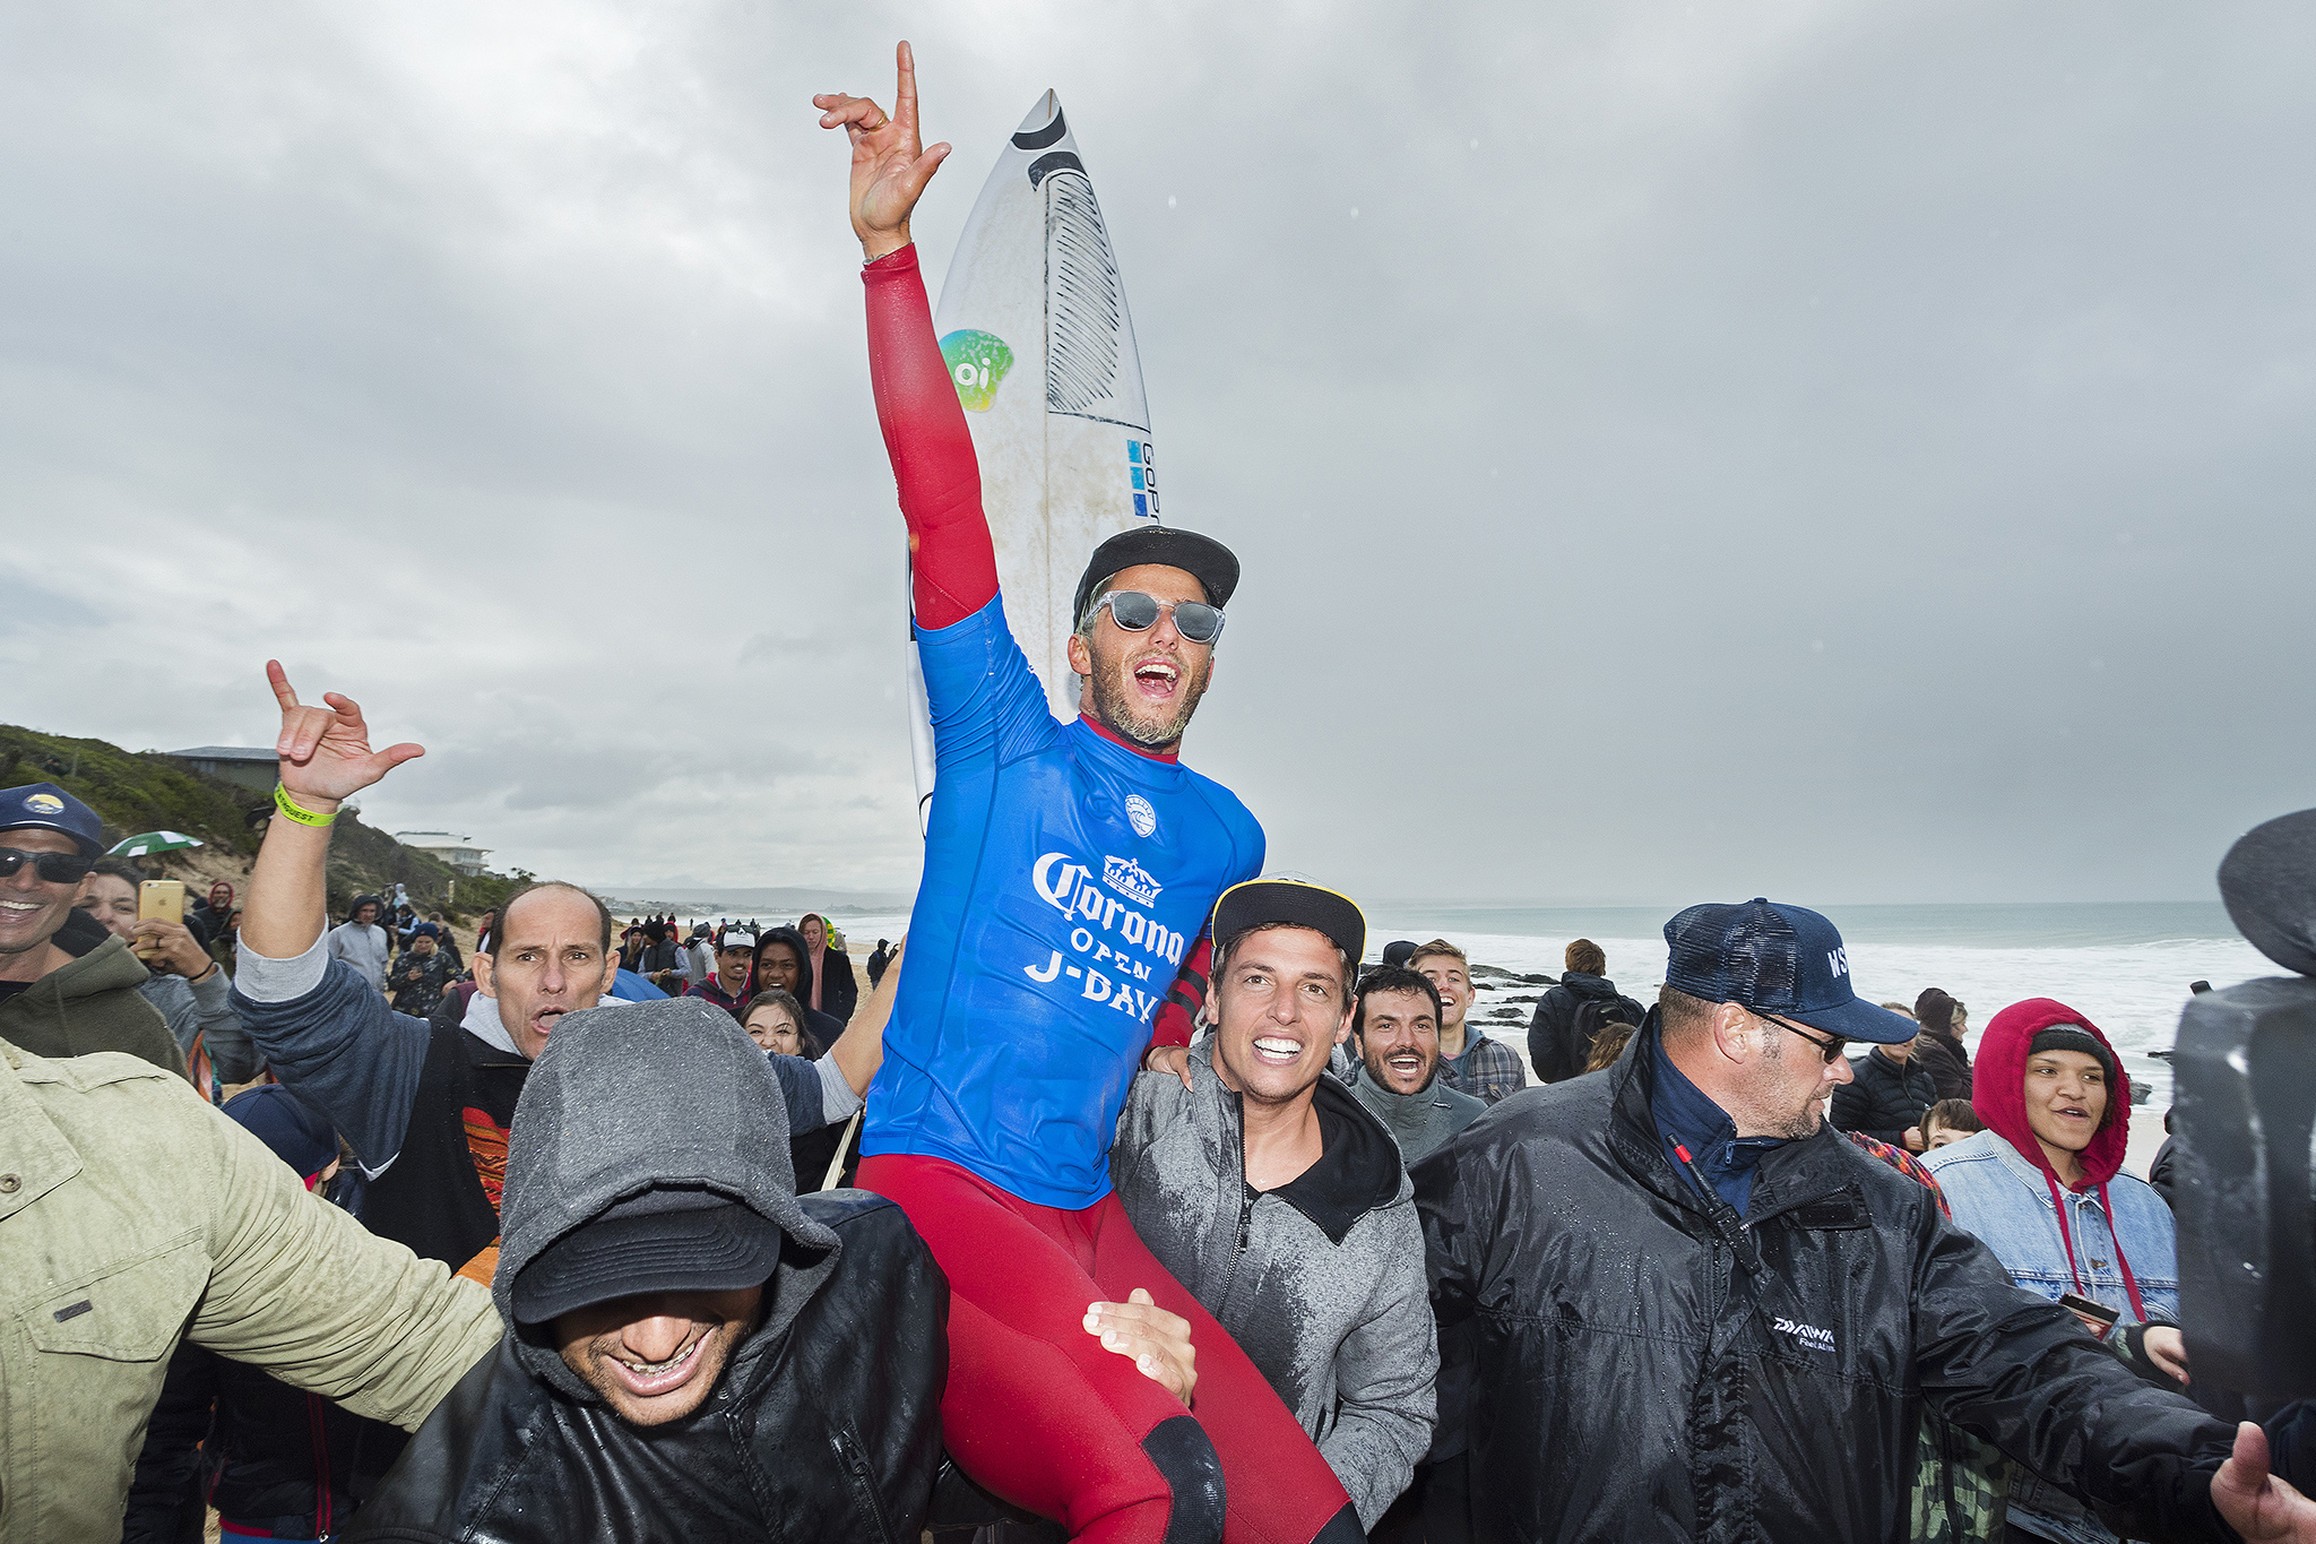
[1662,898,1916,1044]
[0,782,105,857]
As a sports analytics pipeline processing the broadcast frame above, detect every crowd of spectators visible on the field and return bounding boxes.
[6,767,2314,1544]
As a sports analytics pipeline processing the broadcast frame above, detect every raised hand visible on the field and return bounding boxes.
[267,659,425,811]
[814,40,950,261]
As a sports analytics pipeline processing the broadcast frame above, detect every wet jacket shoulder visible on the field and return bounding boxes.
[0,906,185,1075]
[1829,1045,1938,1146]
[348,1191,948,1544]
[1111,1054,1436,1529]
[1412,1028,2238,1544]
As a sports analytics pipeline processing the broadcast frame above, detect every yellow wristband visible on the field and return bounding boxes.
[273,783,337,828]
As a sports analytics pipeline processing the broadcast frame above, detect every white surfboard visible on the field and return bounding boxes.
[905,90,1159,830]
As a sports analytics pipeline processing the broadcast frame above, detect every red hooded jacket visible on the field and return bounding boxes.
[1969,997,2145,1318]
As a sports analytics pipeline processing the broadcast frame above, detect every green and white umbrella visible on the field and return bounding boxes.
[107,830,203,858]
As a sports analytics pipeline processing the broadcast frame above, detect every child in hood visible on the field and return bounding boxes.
[1924,997,2185,1543]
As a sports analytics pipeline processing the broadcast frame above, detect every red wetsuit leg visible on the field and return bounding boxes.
[858,1154,1225,1544]
[862,244,999,629]
[1087,1194,1359,1544]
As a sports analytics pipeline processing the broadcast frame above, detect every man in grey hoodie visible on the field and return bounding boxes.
[1111,878,1437,1530]
[326,893,390,991]
[347,995,948,1541]
[1346,965,1486,1167]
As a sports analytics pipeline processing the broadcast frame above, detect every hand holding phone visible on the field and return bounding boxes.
[133,881,186,962]
[2059,1291,2121,1341]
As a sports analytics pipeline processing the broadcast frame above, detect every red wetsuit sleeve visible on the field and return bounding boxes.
[863,244,999,628]
[1145,934,1214,1056]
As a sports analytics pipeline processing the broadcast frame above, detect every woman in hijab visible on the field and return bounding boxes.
[797,912,859,1024]
[751,926,847,1049]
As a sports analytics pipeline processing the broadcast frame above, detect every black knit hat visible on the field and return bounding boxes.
[2027,1024,2119,1095]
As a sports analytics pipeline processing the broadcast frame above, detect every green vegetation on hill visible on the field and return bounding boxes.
[0,724,513,922]
[0,725,262,861]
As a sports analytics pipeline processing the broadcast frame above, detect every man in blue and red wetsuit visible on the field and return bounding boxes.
[816,44,1364,1544]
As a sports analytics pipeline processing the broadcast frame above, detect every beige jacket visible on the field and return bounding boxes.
[0,1043,502,1543]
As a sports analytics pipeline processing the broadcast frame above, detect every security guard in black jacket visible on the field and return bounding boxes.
[1416,898,2316,1544]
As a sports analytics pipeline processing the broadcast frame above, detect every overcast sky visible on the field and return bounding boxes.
[4,2,2311,904]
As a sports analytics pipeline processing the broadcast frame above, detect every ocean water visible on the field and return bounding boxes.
[604,896,2267,1118]
[1364,902,2270,1123]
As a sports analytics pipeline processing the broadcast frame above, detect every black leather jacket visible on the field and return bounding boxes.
[347,1191,947,1543]
[1413,1024,2238,1544]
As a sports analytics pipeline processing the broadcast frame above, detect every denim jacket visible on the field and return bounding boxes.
[1924,1130,2179,1325]
[1924,1129,2179,1544]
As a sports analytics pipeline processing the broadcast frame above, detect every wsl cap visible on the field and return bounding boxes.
[1662,898,1916,1044]
[510,1187,787,1325]
[1074,526,1240,629]
[0,782,104,857]
[718,930,758,954]
[1212,876,1366,971]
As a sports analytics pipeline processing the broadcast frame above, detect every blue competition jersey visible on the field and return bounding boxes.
[865,594,1264,1208]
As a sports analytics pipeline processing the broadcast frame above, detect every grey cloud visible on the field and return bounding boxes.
[2,2,2310,902]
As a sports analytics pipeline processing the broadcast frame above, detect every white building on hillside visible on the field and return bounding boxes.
[396,830,492,876]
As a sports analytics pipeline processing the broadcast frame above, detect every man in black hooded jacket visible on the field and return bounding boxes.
[348,994,947,1542]
[1829,1021,1939,1150]
[1524,938,1640,1084]
[1418,897,2316,1544]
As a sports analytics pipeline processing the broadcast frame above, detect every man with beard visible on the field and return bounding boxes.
[1408,940,1525,1105]
[0,782,184,1073]
[1416,898,2316,1543]
[811,46,1358,1544]
[1346,965,1484,1166]
[684,927,757,1016]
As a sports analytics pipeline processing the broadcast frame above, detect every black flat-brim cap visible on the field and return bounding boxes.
[1074,526,1240,627]
[1212,877,1366,970]
[511,1188,785,1326]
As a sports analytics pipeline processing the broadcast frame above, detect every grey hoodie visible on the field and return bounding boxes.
[493,996,840,1395]
[1347,1063,1486,1166]
[354,995,948,1541]
[1111,1047,1437,1528]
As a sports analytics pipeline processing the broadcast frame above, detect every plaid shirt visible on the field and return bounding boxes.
[1438,1030,1527,1105]
[684,976,749,1017]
